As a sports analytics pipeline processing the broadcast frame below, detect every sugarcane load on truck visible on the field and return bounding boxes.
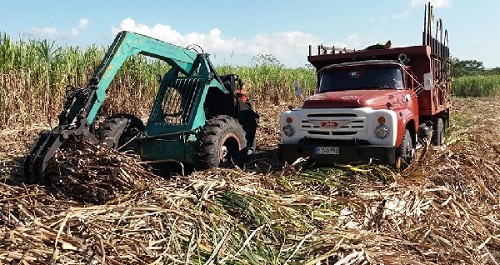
[278,2,451,169]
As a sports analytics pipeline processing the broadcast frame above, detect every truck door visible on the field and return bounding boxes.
[403,69,419,126]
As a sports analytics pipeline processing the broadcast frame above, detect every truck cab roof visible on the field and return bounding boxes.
[308,45,431,71]
[320,60,405,72]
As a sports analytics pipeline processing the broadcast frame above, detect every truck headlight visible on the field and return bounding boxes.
[375,124,390,139]
[282,125,295,137]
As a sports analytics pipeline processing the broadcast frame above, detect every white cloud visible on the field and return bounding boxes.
[113,18,184,44]
[392,11,411,20]
[411,0,452,8]
[112,18,317,66]
[70,18,89,37]
[28,18,89,39]
[29,27,59,38]
[78,18,89,30]
[111,18,381,67]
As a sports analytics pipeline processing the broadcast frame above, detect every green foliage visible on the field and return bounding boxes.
[452,75,500,97]
[450,56,500,78]
[0,33,317,127]
[451,57,485,78]
[250,54,283,67]
[488,67,500,75]
[4,31,500,128]
[217,55,316,104]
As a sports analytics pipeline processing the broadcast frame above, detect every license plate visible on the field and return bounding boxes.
[314,146,339,155]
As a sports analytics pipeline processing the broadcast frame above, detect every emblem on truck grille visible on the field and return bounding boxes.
[314,120,352,128]
[321,121,339,128]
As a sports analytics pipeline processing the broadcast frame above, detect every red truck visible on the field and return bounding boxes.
[279,3,451,169]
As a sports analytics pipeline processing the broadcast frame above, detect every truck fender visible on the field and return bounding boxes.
[395,109,417,147]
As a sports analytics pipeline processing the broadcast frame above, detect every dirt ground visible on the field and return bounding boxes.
[0,97,499,264]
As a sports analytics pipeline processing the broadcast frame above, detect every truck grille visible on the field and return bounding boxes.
[301,113,366,136]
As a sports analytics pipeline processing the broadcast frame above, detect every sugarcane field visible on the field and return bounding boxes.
[1,93,500,264]
[1,1,500,263]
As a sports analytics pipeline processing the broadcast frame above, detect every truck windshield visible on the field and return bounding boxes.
[319,67,404,92]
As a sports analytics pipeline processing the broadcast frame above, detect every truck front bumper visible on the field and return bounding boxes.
[278,143,396,165]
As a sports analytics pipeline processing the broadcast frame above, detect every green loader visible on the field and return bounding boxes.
[24,31,259,182]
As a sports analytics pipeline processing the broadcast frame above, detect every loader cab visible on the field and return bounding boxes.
[145,66,203,132]
[203,74,248,120]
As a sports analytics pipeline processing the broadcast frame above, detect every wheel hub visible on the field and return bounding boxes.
[220,146,229,161]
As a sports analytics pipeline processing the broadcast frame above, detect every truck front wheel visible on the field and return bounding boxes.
[196,115,247,170]
[432,117,445,146]
[396,129,415,170]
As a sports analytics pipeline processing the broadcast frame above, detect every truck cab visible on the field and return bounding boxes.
[279,3,450,169]
[279,43,450,169]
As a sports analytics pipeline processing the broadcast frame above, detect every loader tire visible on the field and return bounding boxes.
[99,114,145,149]
[432,117,445,146]
[195,115,247,170]
[395,129,415,170]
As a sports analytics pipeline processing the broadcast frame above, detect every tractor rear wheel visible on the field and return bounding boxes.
[99,114,145,149]
[196,115,247,170]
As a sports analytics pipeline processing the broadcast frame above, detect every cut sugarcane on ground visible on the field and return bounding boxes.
[0,97,499,264]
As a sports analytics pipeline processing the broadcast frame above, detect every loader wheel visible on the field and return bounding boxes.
[99,114,145,149]
[432,117,445,146]
[196,115,247,170]
[396,129,415,170]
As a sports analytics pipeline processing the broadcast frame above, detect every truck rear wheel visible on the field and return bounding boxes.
[99,114,145,149]
[432,117,445,146]
[396,129,415,170]
[196,115,247,170]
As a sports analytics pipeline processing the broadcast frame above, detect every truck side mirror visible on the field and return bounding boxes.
[423,72,433,90]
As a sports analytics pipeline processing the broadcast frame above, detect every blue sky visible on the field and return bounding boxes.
[1,0,498,68]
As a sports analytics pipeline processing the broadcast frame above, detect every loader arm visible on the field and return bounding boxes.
[59,31,200,126]
[24,31,205,182]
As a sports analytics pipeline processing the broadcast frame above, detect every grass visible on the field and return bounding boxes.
[452,74,500,97]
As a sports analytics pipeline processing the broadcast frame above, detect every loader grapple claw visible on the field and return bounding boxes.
[23,118,94,183]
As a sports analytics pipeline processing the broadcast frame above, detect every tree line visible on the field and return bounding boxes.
[451,57,500,77]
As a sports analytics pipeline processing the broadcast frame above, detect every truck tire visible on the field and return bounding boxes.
[99,114,145,149]
[196,115,247,170]
[432,117,445,146]
[396,129,415,170]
